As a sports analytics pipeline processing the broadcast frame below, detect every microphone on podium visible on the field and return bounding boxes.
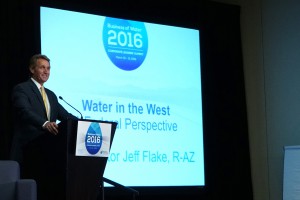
[59,96,83,119]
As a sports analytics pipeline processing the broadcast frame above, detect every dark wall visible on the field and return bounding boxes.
[0,1,252,200]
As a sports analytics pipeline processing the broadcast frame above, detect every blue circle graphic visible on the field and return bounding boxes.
[85,122,102,155]
[103,17,148,71]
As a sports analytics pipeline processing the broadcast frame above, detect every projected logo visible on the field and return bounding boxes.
[85,122,103,155]
[103,17,148,71]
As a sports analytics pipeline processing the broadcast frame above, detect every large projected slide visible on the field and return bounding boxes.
[40,6,204,187]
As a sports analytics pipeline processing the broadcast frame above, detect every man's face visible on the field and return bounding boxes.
[30,58,50,85]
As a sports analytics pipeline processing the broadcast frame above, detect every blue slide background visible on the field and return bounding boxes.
[40,6,204,186]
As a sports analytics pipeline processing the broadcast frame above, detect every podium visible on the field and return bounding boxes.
[22,119,117,200]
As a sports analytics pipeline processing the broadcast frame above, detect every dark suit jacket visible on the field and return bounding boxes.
[10,79,77,163]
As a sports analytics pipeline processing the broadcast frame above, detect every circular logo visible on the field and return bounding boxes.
[85,122,102,155]
[103,17,148,71]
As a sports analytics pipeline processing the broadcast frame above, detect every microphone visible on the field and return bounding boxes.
[59,96,83,119]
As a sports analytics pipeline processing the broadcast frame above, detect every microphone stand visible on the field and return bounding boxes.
[59,96,83,119]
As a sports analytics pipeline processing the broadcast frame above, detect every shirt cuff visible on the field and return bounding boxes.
[42,121,49,127]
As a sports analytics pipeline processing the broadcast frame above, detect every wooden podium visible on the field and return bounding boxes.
[23,119,117,200]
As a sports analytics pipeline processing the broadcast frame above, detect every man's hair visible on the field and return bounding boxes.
[28,54,50,76]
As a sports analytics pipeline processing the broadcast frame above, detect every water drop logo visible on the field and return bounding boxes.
[103,17,148,71]
[85,122,102,155]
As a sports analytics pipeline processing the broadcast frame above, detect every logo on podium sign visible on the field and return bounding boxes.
[75,121,112,157]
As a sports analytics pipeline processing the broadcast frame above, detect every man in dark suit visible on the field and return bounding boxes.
[10,54,77,200]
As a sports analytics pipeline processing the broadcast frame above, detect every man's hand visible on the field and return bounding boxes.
[43,121,59,135]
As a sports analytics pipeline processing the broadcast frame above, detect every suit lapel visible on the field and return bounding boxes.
[28,80,48,119]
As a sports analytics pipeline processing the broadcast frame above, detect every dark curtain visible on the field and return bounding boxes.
[201,2,253,200]
[0,1,253,200]
[0,0,40,159]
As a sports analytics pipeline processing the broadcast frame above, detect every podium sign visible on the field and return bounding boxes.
[76,121,112,157]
